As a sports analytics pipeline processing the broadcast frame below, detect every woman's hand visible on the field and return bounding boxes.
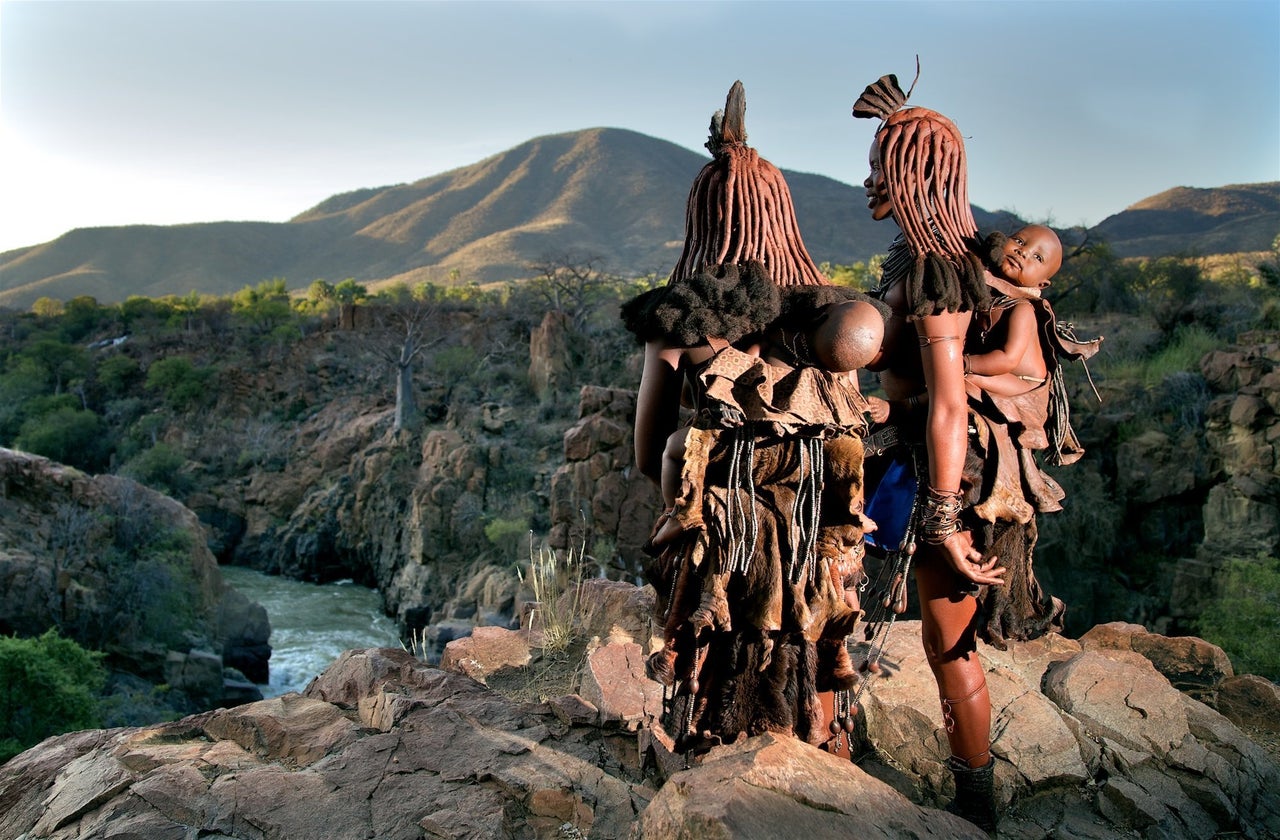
[938,529,1006,586]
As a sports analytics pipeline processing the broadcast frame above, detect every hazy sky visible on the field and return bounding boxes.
[1,0,1277,255]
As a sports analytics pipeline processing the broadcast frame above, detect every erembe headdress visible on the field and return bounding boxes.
[624,81,849,346]
[853,66,989,317]
[671,80,828,288]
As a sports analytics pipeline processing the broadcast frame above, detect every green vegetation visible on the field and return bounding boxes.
[1,238,1278,765]
[146,356,215,411]
[0,630,106,764]
[15,404,108,470]
[119,442,191,496]
[1196,555,1280,681]
[1100,325,1219,389]
[485,516,530,559]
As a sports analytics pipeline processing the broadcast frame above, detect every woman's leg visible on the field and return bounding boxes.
[914,551,990,767]
[916,550,998,832]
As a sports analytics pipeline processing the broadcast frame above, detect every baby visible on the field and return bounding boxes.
[964,224,1063,397]
[864,222,1065,425]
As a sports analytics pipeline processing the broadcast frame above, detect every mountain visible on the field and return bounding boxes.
[1091,182,1280,258]
[0,127,1273,309]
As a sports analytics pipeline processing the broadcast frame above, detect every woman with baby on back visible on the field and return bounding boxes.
[850,66,1099,834]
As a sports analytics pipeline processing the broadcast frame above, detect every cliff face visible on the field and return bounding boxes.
[2,581,1278,840]
[197,328,1280,665]
[0,447,269,703]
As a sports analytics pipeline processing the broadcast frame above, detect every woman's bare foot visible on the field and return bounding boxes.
[647,645,678,686]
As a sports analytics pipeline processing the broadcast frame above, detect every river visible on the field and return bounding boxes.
[220,565,403,697]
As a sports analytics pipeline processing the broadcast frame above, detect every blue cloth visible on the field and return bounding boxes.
[865,455,917,550]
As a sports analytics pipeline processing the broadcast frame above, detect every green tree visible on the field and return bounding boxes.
[819,256,883,291]
[31,297,64,318]
[119,295,171,331]
[0,356,48,441]
[1131,256,1206,336]
[27,337,90,395]
[1048,239,1139,316]
[232,278,293,334]
[303,279,338,315]
[145,356,213,411]
[97,354,142,398]
[334,279,367,303]
[167,290,205,333]
[0,629,106,764]
[62,296,109,342]
[119,442,190,495]
[15,405,108,470]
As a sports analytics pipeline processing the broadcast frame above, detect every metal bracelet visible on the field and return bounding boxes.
[920,487,963,544]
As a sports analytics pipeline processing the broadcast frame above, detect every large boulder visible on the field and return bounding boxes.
[637,732,986,839]
[1080,621,1235,700]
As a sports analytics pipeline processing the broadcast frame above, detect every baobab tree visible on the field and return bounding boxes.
[368,286,441,434]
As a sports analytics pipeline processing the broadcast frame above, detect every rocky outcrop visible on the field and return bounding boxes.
[0,648,656,840]
[0,447,268,706]
[639,733,986,839]
[1166,331,1280,626]
[548,386,661,578]
[850,620,1279,839]
[529,310,571,400]
[4,576,1278,839]
[208,392,535,649]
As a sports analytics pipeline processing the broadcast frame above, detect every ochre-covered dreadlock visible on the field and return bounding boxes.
[854,73,989,317]
[670,81,828,288]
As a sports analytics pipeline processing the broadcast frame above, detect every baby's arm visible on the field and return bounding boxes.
[965,300,1037,377]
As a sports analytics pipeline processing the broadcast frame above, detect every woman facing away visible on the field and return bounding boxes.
[849,70,1080,834]
[624,81,887,754]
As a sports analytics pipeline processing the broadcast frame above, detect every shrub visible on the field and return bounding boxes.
[1196,555,1280,681]
[97,354,142,398]
[0,629,106,763]
[119,443,191,496]
[15,405,108,471]
[485,516,530,559]
[145,356,213,411]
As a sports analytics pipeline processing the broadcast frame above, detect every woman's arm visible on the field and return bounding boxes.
[634,340,686,486]
[917,311,1006,586]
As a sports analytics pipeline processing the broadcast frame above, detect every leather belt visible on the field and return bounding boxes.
[862,425,901,457]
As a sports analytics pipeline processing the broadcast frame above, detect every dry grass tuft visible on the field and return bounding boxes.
[519,540,586,654]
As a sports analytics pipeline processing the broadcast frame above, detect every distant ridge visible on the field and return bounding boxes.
[1091,183,1280,257]
[0,128,1274,309]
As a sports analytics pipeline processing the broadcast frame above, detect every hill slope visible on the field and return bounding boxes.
[1092,182,1280,257]
[0,127,1273,309]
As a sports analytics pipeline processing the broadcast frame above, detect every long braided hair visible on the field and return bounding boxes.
[670,80,829,289]
[854,72,989,317]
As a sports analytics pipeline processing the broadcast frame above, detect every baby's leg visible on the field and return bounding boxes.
[966,371,1040,397]
[646,427,692,551]
[661,427,689,510]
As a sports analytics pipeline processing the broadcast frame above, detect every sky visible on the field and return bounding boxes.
[1,0,1277,255]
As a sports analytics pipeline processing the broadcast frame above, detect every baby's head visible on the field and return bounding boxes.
[995,224,1062,290]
